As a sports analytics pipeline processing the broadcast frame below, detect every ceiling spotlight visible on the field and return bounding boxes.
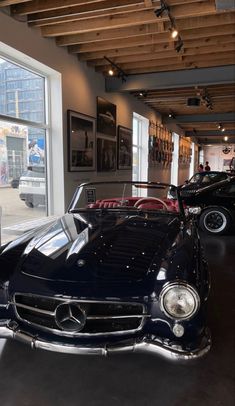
[168,111,175,118]
[139,91,147,97]
[217,124,222,129]
[104,56,128,82]
[221,127,226,132]
[171,28,178,39]
[224,136,228,141]
[155,2,169,17]
[175,37,184,53]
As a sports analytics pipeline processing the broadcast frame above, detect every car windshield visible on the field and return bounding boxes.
[189,172,227,185]
[68,181,182,214]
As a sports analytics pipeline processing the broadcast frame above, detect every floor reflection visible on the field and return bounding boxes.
[0,339,6,358]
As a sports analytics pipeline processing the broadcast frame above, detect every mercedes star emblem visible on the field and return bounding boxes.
[55,302,86,332]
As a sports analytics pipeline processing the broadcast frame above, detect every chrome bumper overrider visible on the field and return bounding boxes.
[0,320,211,361]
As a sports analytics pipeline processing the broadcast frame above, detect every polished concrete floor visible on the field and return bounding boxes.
[0,234,234,406]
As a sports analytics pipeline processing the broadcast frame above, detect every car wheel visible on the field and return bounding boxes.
[25,201,39,208]
[199,207,231,235]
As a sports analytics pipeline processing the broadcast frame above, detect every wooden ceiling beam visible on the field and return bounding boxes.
[59,22,235,47]
[42,10,162,37]
[11,0,211,16]
[96,51,235,72]
[0,0,30,6]
[77,35,235,60]
[87,43,235,66]
[11,0,124,15]
[63,23,235,52]
[180,124,235,130]
[27,2,159,27]
[115,58,235,74]
[27,0,215,27]
[40,4,220,37]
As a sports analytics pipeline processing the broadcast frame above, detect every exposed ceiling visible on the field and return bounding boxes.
[1,0,235,145]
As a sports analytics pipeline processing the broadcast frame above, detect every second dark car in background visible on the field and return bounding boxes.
[181,176,235,235]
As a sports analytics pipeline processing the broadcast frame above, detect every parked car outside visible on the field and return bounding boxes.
[0,181,211,361]
[180,176,235,235]
[18,165,45,208]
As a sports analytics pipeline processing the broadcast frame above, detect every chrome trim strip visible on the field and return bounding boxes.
[12,293,147,337]
[86,315,150,320]
[0,321,211,361]
[11,302,150,320]
[9,302,55,316]
[13,292,146,305]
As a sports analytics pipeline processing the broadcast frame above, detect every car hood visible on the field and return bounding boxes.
[19,212,180,284]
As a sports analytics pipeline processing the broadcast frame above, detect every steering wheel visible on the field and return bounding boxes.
[134,197,168,211]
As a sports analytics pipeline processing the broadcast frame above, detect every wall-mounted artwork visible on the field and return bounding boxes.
[97,97,116,137]
[97,138,116,172]
[118,126,132,170]
[68,110,96,172]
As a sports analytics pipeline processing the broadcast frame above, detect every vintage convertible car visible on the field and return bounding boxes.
[0,181,211,361]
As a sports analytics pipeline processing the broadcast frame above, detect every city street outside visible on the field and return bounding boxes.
[0,186,46,244]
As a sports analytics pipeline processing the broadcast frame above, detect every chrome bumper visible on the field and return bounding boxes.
[0,320,211,361]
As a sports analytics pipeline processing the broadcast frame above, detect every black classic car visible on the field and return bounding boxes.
[168,171,231,201]
[180,176,235,235]
[0,181,211,361]
[179,171,231,196]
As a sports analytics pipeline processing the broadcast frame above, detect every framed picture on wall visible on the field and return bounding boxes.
[97,138,116,172]
[67,110,96,172]
[97,97,116,137]
[118,125,132,170]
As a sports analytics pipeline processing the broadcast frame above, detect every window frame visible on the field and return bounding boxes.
[0,45,64,217]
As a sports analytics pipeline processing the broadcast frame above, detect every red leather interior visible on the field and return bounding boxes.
[87,197,180,211]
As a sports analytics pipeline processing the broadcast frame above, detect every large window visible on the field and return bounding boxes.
[132,113,149,182]
[0,56,48,244]
[171,132,179,185]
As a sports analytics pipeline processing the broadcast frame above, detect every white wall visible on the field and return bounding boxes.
[178,166,190,185]
[0,11,161,209]
[203,144,235,171]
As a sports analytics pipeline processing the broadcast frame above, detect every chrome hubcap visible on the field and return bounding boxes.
[204,211,226,233]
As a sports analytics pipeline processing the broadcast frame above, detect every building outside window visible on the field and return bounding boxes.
[0,56,48,244]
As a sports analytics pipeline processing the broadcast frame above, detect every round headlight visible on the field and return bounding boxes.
[160,282,200,320]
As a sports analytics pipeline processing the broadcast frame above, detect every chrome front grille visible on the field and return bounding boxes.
[12,294,148,336]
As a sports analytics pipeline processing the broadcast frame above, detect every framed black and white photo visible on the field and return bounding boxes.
[97,97,116,137]
[68,110,96,172]
[97,138,116,172]
[118,125,132,170]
